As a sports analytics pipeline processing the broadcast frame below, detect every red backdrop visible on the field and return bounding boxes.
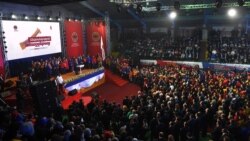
[0,40,5,75]
[86,21,106,57]
[64,21,84,58]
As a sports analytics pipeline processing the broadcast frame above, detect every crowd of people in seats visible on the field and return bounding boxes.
[207,30,250,64]
[2,59,250,141]
[119,29,250,64]
[119,34,201,61]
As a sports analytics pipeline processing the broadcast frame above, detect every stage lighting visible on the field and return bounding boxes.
[228,8,237,17]
[57,17,61,21]
[81,19,84,22]
[11,14,16,19]
[169,11,177,19]
[117,4,122,13]
[137,4,143,13]
[174,1,180,10]
[238,0,245,6]
[24,16,29,20]
[215,0,222,8]
[49,17,53,21]
[37,16,41,20]
[156,2,161,11]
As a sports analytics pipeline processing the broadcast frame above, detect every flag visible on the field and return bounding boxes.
[100,36,105,60]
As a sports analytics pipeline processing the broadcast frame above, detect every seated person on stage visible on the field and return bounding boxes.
[55,73,65,95]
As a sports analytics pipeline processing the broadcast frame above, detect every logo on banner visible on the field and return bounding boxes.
[70,32,79,48]
[92,32,100,42]
[71,32,78,43]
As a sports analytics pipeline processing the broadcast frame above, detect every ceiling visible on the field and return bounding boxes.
[0,0,86,6]
[0,0,249,28]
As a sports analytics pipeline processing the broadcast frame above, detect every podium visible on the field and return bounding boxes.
[77,65,85,73]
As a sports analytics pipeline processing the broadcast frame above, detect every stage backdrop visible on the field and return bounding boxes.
[64,21,84,58]
[1,20,62,61]
[86,21,106,59]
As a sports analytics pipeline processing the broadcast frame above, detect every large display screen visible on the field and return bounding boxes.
[2,20,62,60]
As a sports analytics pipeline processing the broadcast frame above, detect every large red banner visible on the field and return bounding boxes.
[64,21,84,58]
[86,21,106,58]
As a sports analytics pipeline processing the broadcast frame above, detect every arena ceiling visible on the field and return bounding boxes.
[1,0,249,27]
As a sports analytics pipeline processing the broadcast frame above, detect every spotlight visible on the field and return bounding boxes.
[169,11,177,19]
[137,4,143,13]
[57,17,61,21]
[11,14,16,19]
[174,1,180,10]
[24,16,29,20]
[49,17,53,21]
[238,0,245,6]
[156,2,161,11]
[117,4,122,13]
[75,19,78,22]
[228,8,237,17]
[81,19,84,22]
[215,0,222,8]
[37,16,41,20]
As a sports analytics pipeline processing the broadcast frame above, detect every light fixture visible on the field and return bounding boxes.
[169,11,177,19]
[228,8,237,17]
[11,14,16,19]
[238,0,245,6]
[49,17,53,21]
[37,16,41,20]
[81,19,84,22]
[215,0,222,8]
[75,19,78,22]
[57,17,61,21]
[24,16,29,20]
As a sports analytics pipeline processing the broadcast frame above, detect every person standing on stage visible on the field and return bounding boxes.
[55,73,65,95]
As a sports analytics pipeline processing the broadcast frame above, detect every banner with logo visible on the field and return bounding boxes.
[64,21,84,58]
[86,21,106,58]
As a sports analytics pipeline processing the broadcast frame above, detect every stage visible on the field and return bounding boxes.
[3,67,106,110]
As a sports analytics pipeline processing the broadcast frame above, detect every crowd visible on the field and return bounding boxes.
[119,34,201,61]
[1,59,250,141]
[118,30,250,64]
[15,54,103,90]
[207,34,250,64]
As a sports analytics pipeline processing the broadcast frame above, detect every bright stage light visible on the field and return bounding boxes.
[228,8,237,17]
[24,16,29,20]
[11,14,16,19]
[169,11,177,20]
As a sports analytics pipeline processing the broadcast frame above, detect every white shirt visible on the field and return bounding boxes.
[56,75,64,85]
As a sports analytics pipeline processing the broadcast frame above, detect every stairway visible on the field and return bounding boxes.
[105,70,128,87]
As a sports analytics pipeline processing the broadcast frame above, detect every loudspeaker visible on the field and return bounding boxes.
[68,89,78,96]
[30,80,60,116]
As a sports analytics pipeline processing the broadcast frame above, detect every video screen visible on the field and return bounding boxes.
[2,20,62,60]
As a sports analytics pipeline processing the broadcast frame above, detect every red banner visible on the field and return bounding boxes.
[64,21,84,58]
[86,21,106,58]
[0,40,4,75]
